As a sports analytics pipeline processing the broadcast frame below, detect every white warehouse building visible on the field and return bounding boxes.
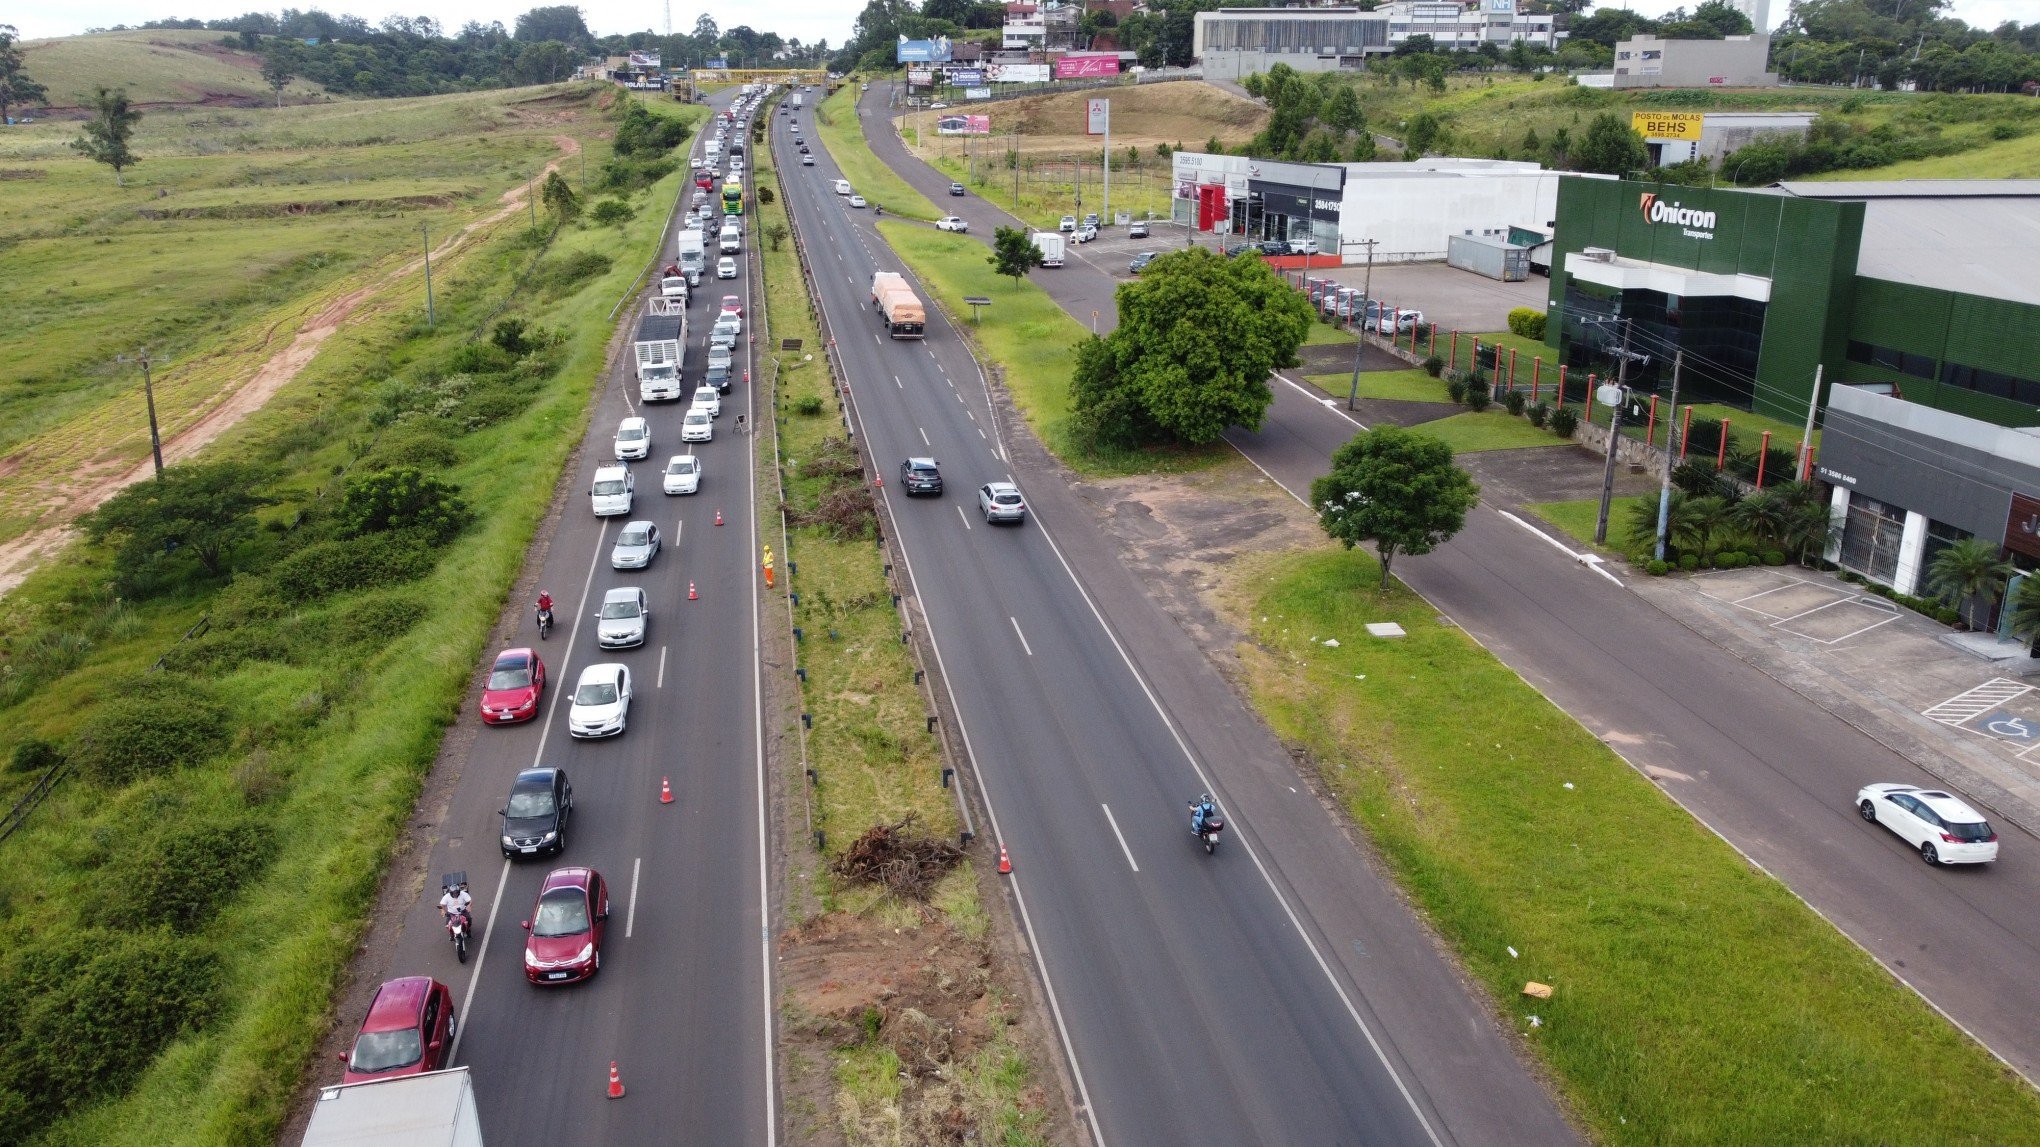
[1172,152,1596,265]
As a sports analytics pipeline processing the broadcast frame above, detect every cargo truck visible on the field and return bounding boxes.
[634,305,687,402]
[675,230,706,284]
[301,1067,482,1147]
[868,271,927,340]
[791,92,804,110]
[1031,231,1064,268]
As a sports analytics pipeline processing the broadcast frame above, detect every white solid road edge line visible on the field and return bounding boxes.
[627,856,642,939]
[745,138,780,1147]
[1100,804,1139,873]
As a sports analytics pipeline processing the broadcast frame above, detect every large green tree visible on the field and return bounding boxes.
[1573,112,1650,175]
[83,461,272,582]
[1310,426,1479,588]
[260,38,296,107]
[71,86,142,186]
[0,24,48,128]
[988,225,1043,287]
[1071,247,1315,448]
[513,5,592,49]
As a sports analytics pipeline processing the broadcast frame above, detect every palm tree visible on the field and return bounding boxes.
[2005,576,2040,656]
[1730,488,1789,550]
[1775,489,1837,567]
[1625,490,1698,558]
[1925,537,2013,631]
[1679,495,1733,561]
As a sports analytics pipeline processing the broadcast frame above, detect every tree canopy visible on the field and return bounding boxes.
[1573,112,1650,176]
[1310,426,1479,588]
[83,461,272,587]
[71,87,142,186]
[0,24,48,127]
[1070,248,1316,449]
[988,226,1043,287]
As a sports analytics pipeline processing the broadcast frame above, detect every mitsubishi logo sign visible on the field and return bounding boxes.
[1639,191,1717,239]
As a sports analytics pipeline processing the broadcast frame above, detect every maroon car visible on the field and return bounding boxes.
[480,647,545,725]
[522,867,608,985]
[339,977,457,1084]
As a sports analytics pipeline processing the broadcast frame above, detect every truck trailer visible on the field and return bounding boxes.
[301,1067,482,1147]
[868,271,926,340]
[634,305,687,402]
[675,229,706,284]
[1031,231,1064,268]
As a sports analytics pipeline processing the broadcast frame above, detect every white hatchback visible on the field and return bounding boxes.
[681,409,714,443]
[1857,783,2000,865]
[691,386,722,418]
[614,416,650,461]
[663,454,701,495]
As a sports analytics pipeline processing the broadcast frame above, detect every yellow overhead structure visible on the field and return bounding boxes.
[686,67,829,87]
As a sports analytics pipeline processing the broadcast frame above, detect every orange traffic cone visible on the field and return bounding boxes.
[873,474,883,488]
[607,1061,626,1100]
[688,581,699,601]
[660,777,674,805]
[715,508,724,526]
[997,846,1012,875]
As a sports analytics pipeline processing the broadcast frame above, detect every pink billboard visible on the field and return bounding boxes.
[1054,54,1121,79]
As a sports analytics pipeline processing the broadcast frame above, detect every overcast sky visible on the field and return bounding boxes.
[11,0,2034,49]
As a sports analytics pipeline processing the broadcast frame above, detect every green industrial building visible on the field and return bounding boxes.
[1545,178,2040,430]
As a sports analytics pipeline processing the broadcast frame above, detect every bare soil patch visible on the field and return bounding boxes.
[903,81,1265,156]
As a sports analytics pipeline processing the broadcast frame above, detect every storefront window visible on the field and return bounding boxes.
[1838,495,1906,586]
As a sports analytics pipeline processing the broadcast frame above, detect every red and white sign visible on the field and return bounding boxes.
[1086,98,1109,136]
[1054,54,1120,79]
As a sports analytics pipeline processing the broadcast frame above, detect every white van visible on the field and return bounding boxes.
[705,139,722,161]
[719,220,741,254]
[590,464,634,517]
[834,179,852,196]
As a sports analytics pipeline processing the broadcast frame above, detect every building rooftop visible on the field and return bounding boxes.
[1772,180,2040,308]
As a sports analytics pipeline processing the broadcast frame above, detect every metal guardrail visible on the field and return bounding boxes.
[0,758,71,846]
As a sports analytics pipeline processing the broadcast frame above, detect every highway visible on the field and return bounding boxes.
[853,83,2040,1080]
[351,88,775,1144]
[790,91,1574,1144]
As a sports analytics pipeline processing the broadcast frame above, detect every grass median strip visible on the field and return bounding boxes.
[815,84,940,221]
[1226,546,2040,1142]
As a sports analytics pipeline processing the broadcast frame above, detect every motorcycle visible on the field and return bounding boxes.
[447,907,472,963]
[1189,804,1224,855]
[536,606,554,640]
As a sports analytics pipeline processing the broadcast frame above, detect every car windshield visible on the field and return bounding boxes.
[600,599,641,620]
[687,413,709,425]
[593,479,626,495]
[506,787,556,818]
[618,527,651,547]
[533,888,590,938]
[487,666,531,691]
[669,460,695,475]
[1944,819,1995,841]
[575,680,619,706]
[349,1027,424,1073]
[618,426,644,441]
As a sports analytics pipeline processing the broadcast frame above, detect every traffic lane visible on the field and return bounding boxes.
[1232,382,2040,1076]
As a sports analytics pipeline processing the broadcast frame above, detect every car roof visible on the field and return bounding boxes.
[985,481,1020,494]
[686,409,710,420]
[576,663,624,685]
[362,977,434,1031]
[492,648,533,670]
[513,767,559,787]
[618,416,646,429]
[669,454,697,465]
[540,867,595,894]
[601,586,642,602]
[906,457,938,468]
[1913,789,1988,819]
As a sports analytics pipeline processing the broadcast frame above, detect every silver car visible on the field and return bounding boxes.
[596,587,649,648]
[609,521,661,570]
[977,482,1027,525]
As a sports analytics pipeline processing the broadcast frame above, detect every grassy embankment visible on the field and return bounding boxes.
[0,87,578,544]
[813,85,941,221]
[0,86,703,1144]
[839,69,2040,1141]
[753,101,1048,1145]
[17,27,324,108]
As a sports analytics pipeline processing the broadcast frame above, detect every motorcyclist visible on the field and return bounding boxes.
[437,881,472,926]
[1190,794,1218,835]
[873,204,882,217]
[535,591,554,629]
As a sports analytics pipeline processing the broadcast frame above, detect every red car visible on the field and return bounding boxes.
[480,647,545,725]
[339,977,456,1083]
[522,867,608,985]
[719,295,743,318]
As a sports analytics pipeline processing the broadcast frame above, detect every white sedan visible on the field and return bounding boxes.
[691,385,722,418]
[568,664,633,738]
[681,409,714,443]
[663,454,701,495]
[1856,782,2000,865]
[717,256,738,279]
[935,215,968,233]
[848,195,868,209]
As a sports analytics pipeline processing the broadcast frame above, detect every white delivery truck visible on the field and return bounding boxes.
[1031,231,1065,268]
[301,1067,483,1147]
[675,230,706,285]
[791,92,804,110]
[634,305,687,402]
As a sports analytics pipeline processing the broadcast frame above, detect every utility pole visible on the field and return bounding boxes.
[138,350,165,479]
[1593,318,1635,546]
[1798,363,1823,481]
[1102,104,1111,229]
[1346,238,1379,411]
[422,223,436,328]
[1653,350,1683,560]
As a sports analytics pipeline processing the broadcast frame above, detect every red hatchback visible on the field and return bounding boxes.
[480,647,545,725]
[523,867,608,985]
[340,977,457,1083]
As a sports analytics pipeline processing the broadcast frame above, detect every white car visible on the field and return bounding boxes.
[717,256,738,279]
[568,664,633,738]
[613,416,650,461]
[1058,215,1077,232]
[663,454,701,495]
[715,311,743,337]
[1073,225,1098,244]
[834,179,852,196]
[1857,783,1999,865]
[935,215,968,233]
[596,586,649,648]
[691,386,722,418]
[848,195,868,209]
[681,409,714,443]
[590,464,633,517]
[801,155,815,166]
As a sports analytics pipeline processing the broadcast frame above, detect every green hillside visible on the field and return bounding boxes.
[20,28,323,111]
[1809,125,2040,180]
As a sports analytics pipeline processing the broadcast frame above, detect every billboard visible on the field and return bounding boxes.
[966,87,992,100]
[937,115,992,136]
[1054,54,1120,79]
[1086,98,1109,137]
[707,56,728,69]
[897,35,955,63]
[1632,110,1703,140]
[987,62,1050,83]
[948,68,985,86]
[627,50,661,69]
[907,68,934,86]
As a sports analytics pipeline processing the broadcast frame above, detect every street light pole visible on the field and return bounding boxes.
[1654,349,1683,560]
[1346,238,1379,411]
[1593,319,1635,546]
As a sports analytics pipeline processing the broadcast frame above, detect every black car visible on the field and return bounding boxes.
[948,182,966,196]
[794,137,804,145]
[1129,251,1158,275]
[799,144,810,154]
[1256,240,1288,257]
[899,456,944,496]
[501,768,573,858]
[705,362,734,394]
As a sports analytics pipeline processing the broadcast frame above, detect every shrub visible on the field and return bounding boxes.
[1646,559,1671,576]
[1506,307,1548,340]
[527,249,612,300]
[1936,606,1961,625]
[6,739,62,777]
[339,467,470,543]
[757,185,775,206]
[1422,355,1444,377]
[1763,550,1787,566]
[324,591,429,651]
[1503,390,1526,416]
[1550,406,1580,437]
[1464,385,1491,412]
[158,623,295,674]
[109,817,277,932]
[1527,402,1549,428]
[791,394,825,417]
[360,420,462,472]
[1679,553,1700,571]
[589,198,634,227]
[1671,461,1727,496]
[269,530,441,603]
[68,676,234,786]
[1445,377,1467,404]
[0,931,221,1125]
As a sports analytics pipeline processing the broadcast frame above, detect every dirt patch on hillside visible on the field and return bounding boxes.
[0,133,582,601]
[903,80,1265,155]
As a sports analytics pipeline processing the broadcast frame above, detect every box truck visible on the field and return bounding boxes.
[1031,231,1064,268]
[634,306,687,402]
[675,229,706,284]
[301,1067,482,1147]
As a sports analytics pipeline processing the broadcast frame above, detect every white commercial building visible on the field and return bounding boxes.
[1172,152,1591,264]
[1194,2,1562,79]
[1613,34,1778,89]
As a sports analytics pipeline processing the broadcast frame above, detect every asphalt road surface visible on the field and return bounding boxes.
[361,89,776,1145]
[793,92,1574,1145]
[855,81,2040,1082]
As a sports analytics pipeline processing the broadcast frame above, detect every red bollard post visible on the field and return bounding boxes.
[1449,331,1460,372]
[1679,406,1693,464]
[1508,347,1518,391]
[1427,324,1437,357]
[1557,364,1568,411]
[1531,357,1542,404]
[1717,418,1732,471]
[1645,395,1659,450]
[1586,374,1597,424]
[1756,430,1772,488]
